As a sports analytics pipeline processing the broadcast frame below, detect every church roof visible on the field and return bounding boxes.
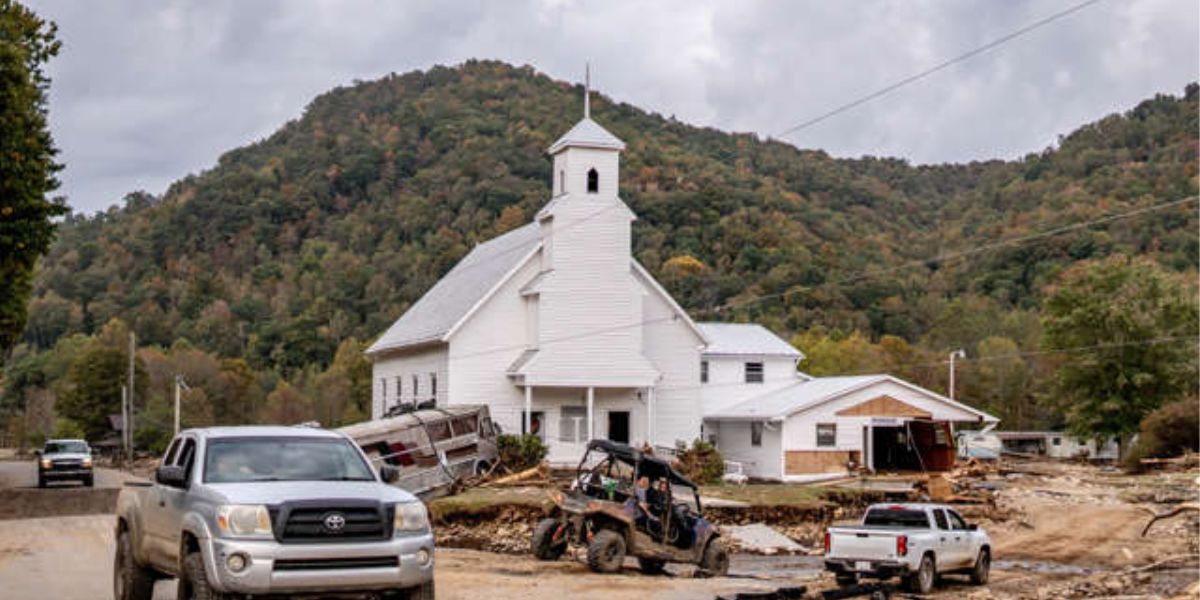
[547,117,626,154]
[698,322,803,358]
[366,223,541,355]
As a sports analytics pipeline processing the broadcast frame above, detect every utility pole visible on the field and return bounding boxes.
[127,332,136,456]
[948,349,966,401]
[174,375,191,435]
[121,385,129,461]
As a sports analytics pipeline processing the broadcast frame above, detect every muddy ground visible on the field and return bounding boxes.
[0,457,1195,599]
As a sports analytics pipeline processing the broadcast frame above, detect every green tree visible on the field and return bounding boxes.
[0,1,66,361]
[57,343,130,439]
[1041,256,1198,453]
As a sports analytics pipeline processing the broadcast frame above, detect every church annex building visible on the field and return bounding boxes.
[365,92,997,480]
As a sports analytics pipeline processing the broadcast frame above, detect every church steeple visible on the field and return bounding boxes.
[546,66,624,199]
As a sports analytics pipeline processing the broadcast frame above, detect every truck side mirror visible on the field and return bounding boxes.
[156,465,188,488]
[32,450,41,457]
[967,523,978,531]
[380,465,400,484]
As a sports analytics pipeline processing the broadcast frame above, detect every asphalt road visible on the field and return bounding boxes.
[0,460,138,490]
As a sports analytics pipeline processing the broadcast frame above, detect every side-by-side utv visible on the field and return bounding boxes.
[530,440,730,575]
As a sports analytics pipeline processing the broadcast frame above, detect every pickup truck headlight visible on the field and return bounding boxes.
[82,456,93,468]
[217,505,273,538]
[39,458,51,470]
[393,502,428,533]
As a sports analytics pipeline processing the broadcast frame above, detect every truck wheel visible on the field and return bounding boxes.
[114,530,156,600]
[637,557,666,574]
[83,475,94,487]
[970,548,991,585]
[586,529,626,573]
[37,474,45,488]
[531,518,567,560]
[835,572,858,587]
[904,554,936,594]
[179,551,232,600]
[700,539,730,576]
[386,581,435,600]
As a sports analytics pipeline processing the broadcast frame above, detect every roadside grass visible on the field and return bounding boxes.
[700,483,858,508]
[428,486,555,520]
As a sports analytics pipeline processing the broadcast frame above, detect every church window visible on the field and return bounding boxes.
[587,168,598,193]
[559,170,565,194]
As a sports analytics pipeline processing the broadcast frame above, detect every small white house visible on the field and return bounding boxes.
[697,322,809,417]
[705,374,999,482]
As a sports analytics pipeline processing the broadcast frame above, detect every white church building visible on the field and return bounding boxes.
[366,90,997,473]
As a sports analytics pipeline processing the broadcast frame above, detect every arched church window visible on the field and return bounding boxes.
[587,168,598,193]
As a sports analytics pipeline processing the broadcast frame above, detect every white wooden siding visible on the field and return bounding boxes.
[701,355,801,416]
[371,345,449,419]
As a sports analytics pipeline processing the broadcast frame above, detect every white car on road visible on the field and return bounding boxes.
[824,502,991,594]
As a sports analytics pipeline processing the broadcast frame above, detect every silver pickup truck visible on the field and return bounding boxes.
[824,502,991,594]
[114,426,435,600]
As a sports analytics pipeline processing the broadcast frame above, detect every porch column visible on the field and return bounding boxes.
[586,386,595,441]
[646,387,655,448]
[524,385,532,435]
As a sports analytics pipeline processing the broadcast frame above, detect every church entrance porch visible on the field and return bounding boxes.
[517,385,656,465]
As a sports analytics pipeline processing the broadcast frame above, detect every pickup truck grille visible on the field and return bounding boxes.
[48,459,85,471]
[273,556,399,571]
[273,502,390,543]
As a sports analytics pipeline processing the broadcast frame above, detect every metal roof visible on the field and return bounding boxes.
[698,322,803,358]
[547,117,626,154]
[366,223,541,355]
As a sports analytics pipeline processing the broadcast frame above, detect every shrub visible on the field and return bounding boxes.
[53,418,86,440]
[496,433,548,472]
[673,439,724,485]
[1122,399,1199,471]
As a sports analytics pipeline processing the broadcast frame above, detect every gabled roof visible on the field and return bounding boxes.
[704,374,998,423]
[547,117,626,154]
[366,223,541,355]
[698,322,803,358]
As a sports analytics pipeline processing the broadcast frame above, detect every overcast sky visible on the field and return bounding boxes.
[27,0,1199,214]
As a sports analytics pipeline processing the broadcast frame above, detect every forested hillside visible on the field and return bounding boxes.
[3,61,1196,446]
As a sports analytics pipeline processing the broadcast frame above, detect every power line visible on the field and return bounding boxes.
[712,195,1198,314]
[775,0,1105,140]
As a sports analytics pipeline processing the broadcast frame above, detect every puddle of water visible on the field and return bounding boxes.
[728,554,825,578]
[993,559,1096,575]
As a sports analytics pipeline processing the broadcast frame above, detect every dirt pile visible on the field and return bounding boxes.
[0,487,120,520]
[434,505,546,554]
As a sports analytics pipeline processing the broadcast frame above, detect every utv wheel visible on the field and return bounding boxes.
[700,539,730,576]
[638,557,666,574]
[970,548,991,585]
[179,551,232,600]
[904,554,936,594]
[113,530,156,600]
[835,572,858,587]
[531,518,567,560]
[586,529,626,573]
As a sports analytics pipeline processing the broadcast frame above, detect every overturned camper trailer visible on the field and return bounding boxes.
[340,405,499,498]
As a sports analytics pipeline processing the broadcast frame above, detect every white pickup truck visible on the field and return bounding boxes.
[824,503,991,594]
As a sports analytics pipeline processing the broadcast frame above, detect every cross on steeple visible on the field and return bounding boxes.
[584,62,590,119]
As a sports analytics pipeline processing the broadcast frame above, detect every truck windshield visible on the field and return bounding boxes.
[863,508,930,528]
[45,441,88,454]
[204,437,375,483]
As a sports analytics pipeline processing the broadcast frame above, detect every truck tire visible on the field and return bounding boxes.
[586,529,626,573]
[700,539,730,576]
[531,518,567,560]
[970,548,991,585]
[904,553,936,594]
[113,530,156,600]
[37,474,45,488]
[386,581,435,600]
[83,474,94,487]
[179,551,233,600]
[637,557,666,574]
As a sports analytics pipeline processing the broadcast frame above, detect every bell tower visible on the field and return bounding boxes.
[547,65,624,200]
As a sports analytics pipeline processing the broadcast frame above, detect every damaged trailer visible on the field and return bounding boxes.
[340,404,499,499]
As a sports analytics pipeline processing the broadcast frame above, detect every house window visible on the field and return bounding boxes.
[750,422,763,447]
[559,170,565,194]
[1052,437,1062,446]
[395,376,402,401]
[816,423,836,447]
[700,360,709,383]
[587,168,598,193]
[744,362,764,383]
[559,406,586,443]
[380,378,387,403]
[430,372,437,400]
[412,374,419,399]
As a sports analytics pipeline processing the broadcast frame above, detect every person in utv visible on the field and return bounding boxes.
[634,476,662,537]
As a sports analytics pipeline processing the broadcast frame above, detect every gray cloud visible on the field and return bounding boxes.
[27,0,1199,214]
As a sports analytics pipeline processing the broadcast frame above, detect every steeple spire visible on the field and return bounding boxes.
[584,62,590,119]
